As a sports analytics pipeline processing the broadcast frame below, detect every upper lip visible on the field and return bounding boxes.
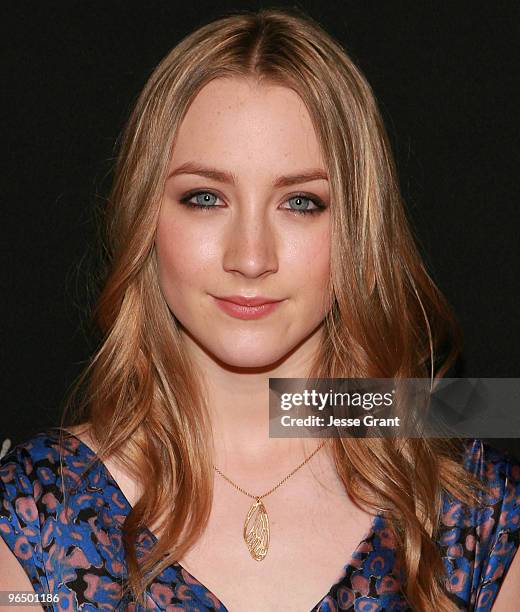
[214,295,284,306]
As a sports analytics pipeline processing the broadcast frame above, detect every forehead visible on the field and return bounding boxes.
[169,77,325,176]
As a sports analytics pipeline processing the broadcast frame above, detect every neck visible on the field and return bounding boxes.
[181,326,327,471]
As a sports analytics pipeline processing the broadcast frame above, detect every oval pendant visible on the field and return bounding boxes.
[243,497,270,561]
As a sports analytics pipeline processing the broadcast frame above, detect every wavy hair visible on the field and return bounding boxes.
[61,8,491,610]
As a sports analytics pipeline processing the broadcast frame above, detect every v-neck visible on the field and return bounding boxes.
[60,429,385,611]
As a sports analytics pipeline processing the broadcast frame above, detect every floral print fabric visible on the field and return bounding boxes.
[0,430,519,611]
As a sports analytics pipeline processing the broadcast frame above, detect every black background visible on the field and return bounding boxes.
[2,2,519,457]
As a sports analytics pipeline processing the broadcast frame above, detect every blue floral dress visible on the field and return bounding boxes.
[0,430,519,611]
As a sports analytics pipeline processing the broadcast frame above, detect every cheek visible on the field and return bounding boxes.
[155,214,217,298]
[285,224,330,290]
[287,224,331,320]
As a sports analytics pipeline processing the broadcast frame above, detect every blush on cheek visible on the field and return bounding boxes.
[305,232,330,274]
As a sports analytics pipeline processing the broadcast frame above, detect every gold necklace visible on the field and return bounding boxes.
[213,439,327,562]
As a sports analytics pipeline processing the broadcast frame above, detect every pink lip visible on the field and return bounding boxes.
[215,295,282,306]
[212,295,285,320]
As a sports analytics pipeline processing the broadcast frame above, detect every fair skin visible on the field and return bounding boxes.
[1,76,519,610]
[155,76,332,467]
[151,76,376,610]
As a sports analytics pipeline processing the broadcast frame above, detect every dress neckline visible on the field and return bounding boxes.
[58,428,384,612]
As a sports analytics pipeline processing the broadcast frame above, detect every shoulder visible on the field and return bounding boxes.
[0,428,110,590]
[439,438,520,610]
[1,429,70,519]
[0,427,93,521]
[0,426,122,524]
[0,428,138,607]
[0,428,97,498]
[469,439,520,610]
[462,438,520,544]
[461,438,520,484]
[0,429,66,592]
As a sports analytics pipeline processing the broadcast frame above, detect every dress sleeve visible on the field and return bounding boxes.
[473,444,520,610]
[0,445,48,593]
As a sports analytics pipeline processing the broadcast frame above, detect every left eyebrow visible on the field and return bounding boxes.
[167,162,329,187]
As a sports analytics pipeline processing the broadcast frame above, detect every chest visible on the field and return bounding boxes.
[175,462,377,612]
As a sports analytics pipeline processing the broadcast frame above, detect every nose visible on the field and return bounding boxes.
[222,204,279,279]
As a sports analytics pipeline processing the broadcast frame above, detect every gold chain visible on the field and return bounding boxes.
[213,439,328,561]
[213,438,328,499]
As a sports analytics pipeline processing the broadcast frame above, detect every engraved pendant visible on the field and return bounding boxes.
[243,497,270,561]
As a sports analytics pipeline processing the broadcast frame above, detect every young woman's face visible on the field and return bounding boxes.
[156,77,331,368]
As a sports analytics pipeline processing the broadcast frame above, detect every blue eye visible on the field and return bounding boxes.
[179,190,326,216]
[182,192,219,208]
[285,195,324,215]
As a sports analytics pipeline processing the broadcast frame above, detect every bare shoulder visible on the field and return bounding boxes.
[0,537,43,611]
[491,545,520,611]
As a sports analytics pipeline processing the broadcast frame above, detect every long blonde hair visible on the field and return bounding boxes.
[61,8,490,609]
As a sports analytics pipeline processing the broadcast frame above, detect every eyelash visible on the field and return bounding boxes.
[179,190,326,216]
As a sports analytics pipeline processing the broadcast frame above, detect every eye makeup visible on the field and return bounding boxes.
[178,189,327,216]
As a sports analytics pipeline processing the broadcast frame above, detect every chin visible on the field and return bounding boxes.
[210,340,292,370]
[199,330,305,370]
[180,318,323,370]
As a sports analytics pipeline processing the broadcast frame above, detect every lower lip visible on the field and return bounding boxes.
[213,298,284,319]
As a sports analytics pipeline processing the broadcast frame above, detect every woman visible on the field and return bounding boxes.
[1,8,519,611]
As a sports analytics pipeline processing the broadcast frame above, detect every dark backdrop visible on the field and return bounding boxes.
[2,2,519,458]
